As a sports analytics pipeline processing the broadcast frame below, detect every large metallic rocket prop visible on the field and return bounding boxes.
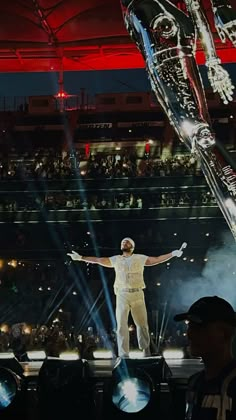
[120,0,236,239]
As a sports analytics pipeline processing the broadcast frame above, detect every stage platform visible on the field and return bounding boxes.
[0,356,204,420]
[20,356,203,379]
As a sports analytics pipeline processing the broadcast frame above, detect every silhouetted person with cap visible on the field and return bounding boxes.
[174,295,236,420]
[67,237,186,357]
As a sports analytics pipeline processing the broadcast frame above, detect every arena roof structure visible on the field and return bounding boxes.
[0,0,235,73]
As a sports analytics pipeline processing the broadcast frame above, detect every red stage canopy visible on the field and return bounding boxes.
[0,0,235,72]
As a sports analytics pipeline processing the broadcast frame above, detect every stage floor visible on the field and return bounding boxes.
[21,357,203,379]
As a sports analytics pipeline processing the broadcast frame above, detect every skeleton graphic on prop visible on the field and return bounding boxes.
[120,0,236,239]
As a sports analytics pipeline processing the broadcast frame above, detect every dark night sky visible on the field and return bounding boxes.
[0,69,149,97]
[0,64,235,98]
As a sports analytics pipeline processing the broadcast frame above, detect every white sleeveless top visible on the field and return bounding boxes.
[109,254,148,292]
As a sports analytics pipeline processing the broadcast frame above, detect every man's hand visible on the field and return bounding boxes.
[172,249,183,257]
[67,251,82,261]
[172,242,187,258]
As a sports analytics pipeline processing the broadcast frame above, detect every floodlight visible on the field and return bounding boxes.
[102,356,172,419]
[0,365,26,419]
[0,367,20,411]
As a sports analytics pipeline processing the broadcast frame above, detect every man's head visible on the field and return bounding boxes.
[121,237,135,253]
[174,296,236,358]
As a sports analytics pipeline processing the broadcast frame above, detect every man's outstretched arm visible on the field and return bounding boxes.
[145,243,187,266]
[145,252,174,266]
[67,251,113,268]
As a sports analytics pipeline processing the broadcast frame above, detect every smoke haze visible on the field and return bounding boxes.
[169,231,236,311]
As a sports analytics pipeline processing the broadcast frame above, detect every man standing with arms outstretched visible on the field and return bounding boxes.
[67,237,186,358]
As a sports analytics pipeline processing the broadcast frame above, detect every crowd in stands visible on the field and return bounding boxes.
[0,148,200,180]
[0,190,217,212]
[86,151,198,178]
[0,147,217,211]
[0,323,114,360]
[0,321,188,360]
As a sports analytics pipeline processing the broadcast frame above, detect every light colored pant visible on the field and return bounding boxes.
[115,289,150,356]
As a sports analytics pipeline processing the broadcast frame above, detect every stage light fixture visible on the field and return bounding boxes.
[104,356,172,419]
[0,367,20,411]
[162,349,184,360]
[37,357,96,420]
[112,372,152,413]
[0,365,26,420]
[0,354,24,377]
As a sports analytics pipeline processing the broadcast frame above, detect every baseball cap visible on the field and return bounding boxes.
[174,296,236,326]
[121,237,135,249]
